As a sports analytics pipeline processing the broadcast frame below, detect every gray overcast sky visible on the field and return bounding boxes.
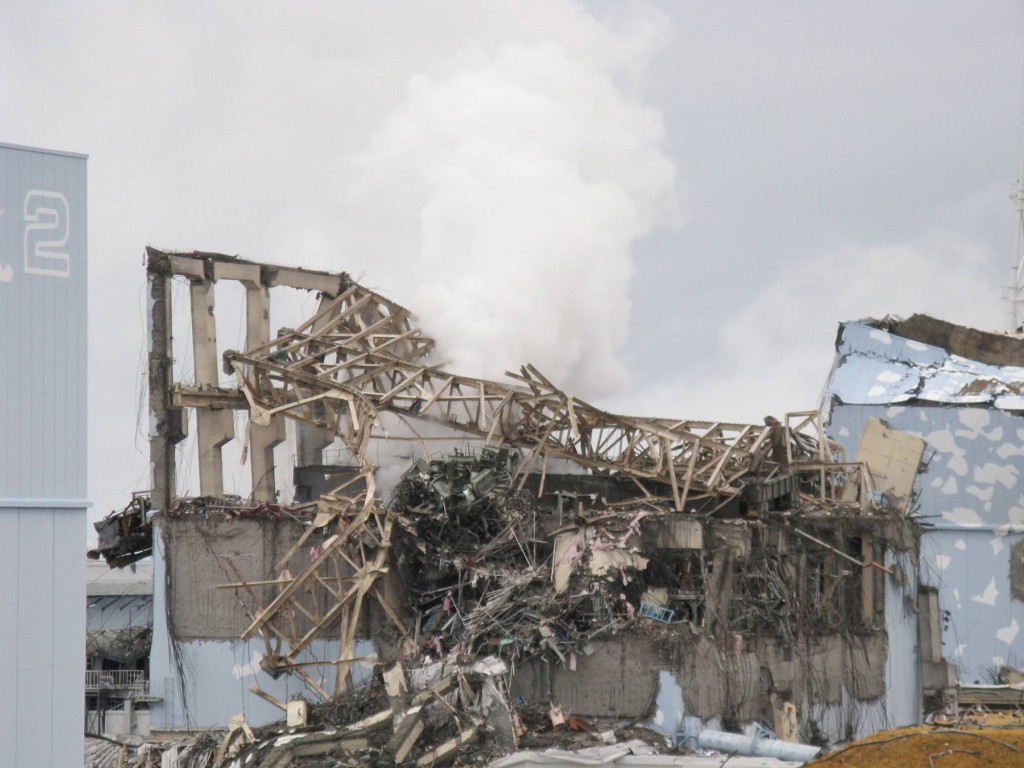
[2,1,1023,526]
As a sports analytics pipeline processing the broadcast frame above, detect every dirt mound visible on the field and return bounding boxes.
[810,720,1024,768]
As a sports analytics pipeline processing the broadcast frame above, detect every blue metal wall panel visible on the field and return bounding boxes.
[0,144,87,767]
[884,550,921,727]
[52,507,86,761]
[0,510,18,766]
[17,512,55,764]
[0,144,87,500]
[829,403,1024,682]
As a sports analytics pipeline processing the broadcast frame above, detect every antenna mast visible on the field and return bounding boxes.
[1008,69,1024,330]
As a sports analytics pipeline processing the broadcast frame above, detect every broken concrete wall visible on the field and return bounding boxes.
[161,509,405,647]
[509,632,888,740]
[149,519,378,730]
[510,639,670,717]
[877,314,1024,367]
[161,514,313,640]
[508,501,898,742]
[678,635,885,724]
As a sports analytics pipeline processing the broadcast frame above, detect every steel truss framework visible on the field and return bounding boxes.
[225,285,863,510]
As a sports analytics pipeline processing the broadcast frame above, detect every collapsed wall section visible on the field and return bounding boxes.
[503,505,905,742]
[148,516,354,730]
[509,634,886,725]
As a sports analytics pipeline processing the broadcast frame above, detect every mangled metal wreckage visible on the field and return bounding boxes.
[100,249,927,765]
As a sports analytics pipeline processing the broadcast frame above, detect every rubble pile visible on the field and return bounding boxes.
[388,449,677,672]
[392,448,554,665]
[166,495,314,522]
[85,734,220,768]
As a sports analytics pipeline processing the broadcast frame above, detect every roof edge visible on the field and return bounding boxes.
[863,314,1024,367]
[0,141,88,159]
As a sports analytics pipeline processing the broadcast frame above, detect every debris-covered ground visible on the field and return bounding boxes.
[88,664,669,768]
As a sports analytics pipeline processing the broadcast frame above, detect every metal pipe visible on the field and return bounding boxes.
[697,728,821,763]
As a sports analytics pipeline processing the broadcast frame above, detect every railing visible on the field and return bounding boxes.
[85,669,148,694]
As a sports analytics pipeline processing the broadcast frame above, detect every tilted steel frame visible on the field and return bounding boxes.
[225,286,795,509]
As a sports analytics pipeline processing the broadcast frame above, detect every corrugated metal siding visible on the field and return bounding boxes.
[0,145,87,499]
[829,403,1024,683]
[884,550,921,727]
[0,145,87,768]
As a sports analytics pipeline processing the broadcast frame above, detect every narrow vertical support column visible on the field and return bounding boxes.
[861,532,875,624]
[212,261,286,500]
[917,588,943,663]
[251,418,286,500]
[244,281,270,354]
[147,251,184,514]
[245,281,284,500]
[190,278,234,497]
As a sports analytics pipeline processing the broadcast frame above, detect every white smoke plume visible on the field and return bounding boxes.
[610,231,1007,424]
[338,8,677,397]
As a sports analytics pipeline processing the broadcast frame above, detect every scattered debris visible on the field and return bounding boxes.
[89,494,153,567]
[956,683,1024,711]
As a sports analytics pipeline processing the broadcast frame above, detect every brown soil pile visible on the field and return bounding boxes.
[810,720,1024,768]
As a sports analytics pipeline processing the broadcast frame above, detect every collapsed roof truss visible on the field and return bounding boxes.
[224,285,786,509]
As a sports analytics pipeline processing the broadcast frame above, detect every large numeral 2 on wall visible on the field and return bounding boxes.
[23,190,70,278]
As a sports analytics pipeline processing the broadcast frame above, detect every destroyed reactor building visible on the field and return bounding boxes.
[95,249,949,759]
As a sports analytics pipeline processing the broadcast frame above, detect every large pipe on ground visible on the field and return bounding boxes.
[696,728,822,763]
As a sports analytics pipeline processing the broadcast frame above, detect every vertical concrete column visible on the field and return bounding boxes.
[250,418,286,500]
[244,281,270,353]
[245,281,284,500]
[917,588,943,663]
[190,279,234,497]
[861,533,875,624]
[147,254,184,514]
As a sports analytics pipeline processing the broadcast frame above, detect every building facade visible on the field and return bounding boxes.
[86,559,154,736]
[0,143,88,766]
[824,316,1023,692]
